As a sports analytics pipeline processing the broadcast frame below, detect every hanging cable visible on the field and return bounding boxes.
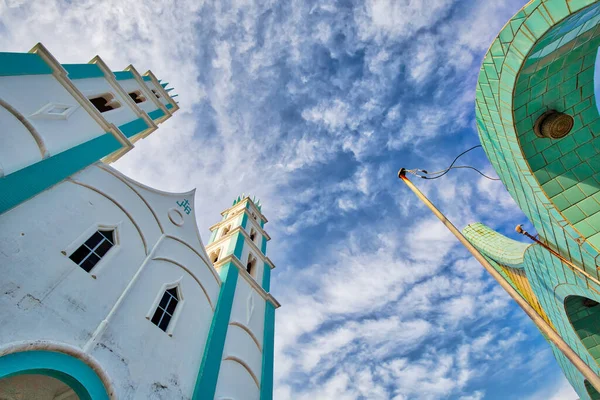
[407,144,501,181]
[422,166,501,181]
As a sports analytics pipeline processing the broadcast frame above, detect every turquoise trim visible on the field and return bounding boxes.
[233,233,245,259]
[260,303,275,400]
[0,53,52,76]
[262,265,271,292]
[142,75,152,82]
[113,71,134,81]
[208,229,218,244]
[118,118,149,138]
[0,133,122,215]
[261,236,267,255]
[62,64,104,80]
[166,103,174,110]
[192,263,239,400]
[240,213,249,230]
[0,350,109,400]
[148,108,165,120]
[260,220,265,228]
[161,82,168,88]
[166,88,174,92]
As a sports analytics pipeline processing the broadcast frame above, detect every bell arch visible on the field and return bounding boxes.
[565,295,600,366]
[586,380,600,400]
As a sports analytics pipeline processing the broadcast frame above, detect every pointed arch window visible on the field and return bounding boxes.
[221,225,231,237]
[89,93,121,113]
[69,229,115,272]
[246,254,257,277]
[128,90,146,104]
[209,248,221,264]
[249,228,256,242]
[151,287,179,332]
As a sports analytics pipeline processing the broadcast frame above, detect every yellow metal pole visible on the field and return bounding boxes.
[398,170,600,391]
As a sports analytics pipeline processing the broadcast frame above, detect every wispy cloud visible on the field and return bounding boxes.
[0,0,578,398]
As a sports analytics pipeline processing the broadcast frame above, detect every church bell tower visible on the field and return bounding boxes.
[194,195,279,400]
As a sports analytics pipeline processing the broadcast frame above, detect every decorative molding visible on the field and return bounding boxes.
[152,257,215,311]
[0,340,116,400]
[28,43,132,155]
[0,97,49,160]
[223,356,260,388]
[207,227,276,270]
[214,255,280,308]
[67,178,148,254]
[145,278,186,336]
[88,55,157,134]
[229,322,262,351]
[164,235,220,285]
[96,164,164,234]
[29,102,78,120]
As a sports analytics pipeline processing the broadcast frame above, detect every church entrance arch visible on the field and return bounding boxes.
[0,350,109,400]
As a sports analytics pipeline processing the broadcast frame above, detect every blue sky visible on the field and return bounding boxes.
[0,0,586,398]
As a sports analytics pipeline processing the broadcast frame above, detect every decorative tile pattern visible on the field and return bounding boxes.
[466,1,600,398]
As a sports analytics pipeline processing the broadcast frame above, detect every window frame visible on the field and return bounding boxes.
[62,223,121,278]
[146,280,185,337]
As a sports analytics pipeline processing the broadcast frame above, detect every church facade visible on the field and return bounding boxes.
[464,1,600,399]
[0,44,278,400]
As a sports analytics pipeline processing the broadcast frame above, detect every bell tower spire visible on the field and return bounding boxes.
[194,195,279,400]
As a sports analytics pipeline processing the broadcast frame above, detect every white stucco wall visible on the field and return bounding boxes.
[0,75,106,155]
[214,276,266,400]
[0,105,43,176]
[0,163,225,399]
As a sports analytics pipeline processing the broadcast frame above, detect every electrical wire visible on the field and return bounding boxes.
[422,165,501,181]
[408,145,501,181]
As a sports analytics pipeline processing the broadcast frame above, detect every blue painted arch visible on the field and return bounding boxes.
[0,350,109,400]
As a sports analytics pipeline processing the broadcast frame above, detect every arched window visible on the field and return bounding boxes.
[151,287,179,332]
[251,212,257,220]
[249,228,256,242]
[209,248,221,264]
[565,295,600,365]
[69,229,115,272]
[89,94,121,113]
[246,254,256,277]
[221,225,231,237]
[151,89,161,99]
[128,90,146,104]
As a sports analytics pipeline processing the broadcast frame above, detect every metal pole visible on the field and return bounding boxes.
[398,170,600,391]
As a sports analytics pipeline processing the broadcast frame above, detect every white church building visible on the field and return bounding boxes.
[0,44,279,400]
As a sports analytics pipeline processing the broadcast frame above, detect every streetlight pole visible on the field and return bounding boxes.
[398,169,600,391]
